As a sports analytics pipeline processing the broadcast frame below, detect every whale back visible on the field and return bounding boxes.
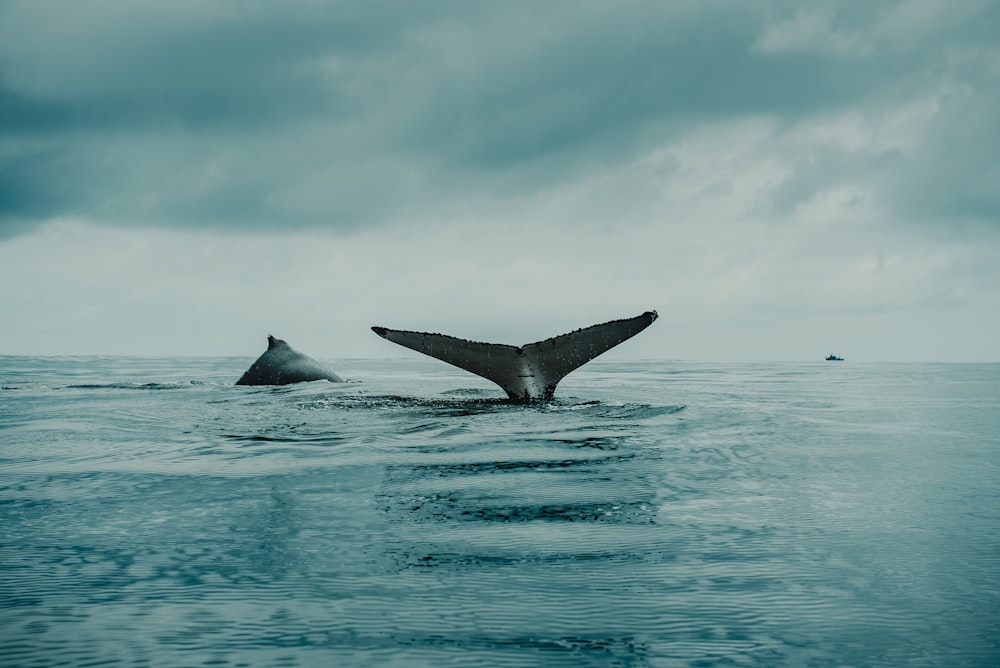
[372,311,658,400]
[236,335,344,386]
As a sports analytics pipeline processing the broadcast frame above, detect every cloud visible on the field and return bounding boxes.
[753,8,875,59]
[2,0,995,240]
[1,1,998,361]
[889,80,1000,227]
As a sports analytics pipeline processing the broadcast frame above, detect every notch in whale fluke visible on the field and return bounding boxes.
[371,310,658,400]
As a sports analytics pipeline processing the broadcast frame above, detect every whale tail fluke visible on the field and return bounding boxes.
[371,310,658,400]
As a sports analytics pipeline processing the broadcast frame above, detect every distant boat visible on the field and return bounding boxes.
[825,354,844,361]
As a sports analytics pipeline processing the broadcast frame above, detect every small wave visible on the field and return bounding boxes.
[225,387,686,424]
[387,490,658,526]
[62,382,199,391]
[461,501,658,524]
[298,394,683,416]
[440,388,501,397]
[295,394,525,415]
[220,431,354,447]
[552,401,686,420]
[407,453,636,476]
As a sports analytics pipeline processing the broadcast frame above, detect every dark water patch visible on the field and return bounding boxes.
[397,545,669,570]
[460,500,657,524]
[440,387,503,397]
[551,434,628,450]
[294,392,682,418]
[385,492,658,525]
[380,440,661,529]
[406,453,638,476]
[220,431,353,447]
[63,382,201,390]
[568,402,686,420]
[289,393,520,417]
[136,627,652,667]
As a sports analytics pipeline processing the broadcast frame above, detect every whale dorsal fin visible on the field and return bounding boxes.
[371,310,657,400]
[237,335,343,385]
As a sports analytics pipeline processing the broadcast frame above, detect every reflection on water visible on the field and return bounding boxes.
[1,357,998,666]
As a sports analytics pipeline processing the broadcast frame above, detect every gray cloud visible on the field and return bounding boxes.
[1,0,997,239]
[892,89,1000,226]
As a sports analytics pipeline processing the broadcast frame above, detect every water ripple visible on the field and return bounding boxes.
[2,358,998,666]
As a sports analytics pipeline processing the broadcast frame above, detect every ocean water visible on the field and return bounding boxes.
[1,356,998,667]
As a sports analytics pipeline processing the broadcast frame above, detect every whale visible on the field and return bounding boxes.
[236,335,344,385]
[371,310,658,400]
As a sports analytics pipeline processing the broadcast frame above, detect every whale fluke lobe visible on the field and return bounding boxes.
[371,310,658,400]
[236,336,344,386]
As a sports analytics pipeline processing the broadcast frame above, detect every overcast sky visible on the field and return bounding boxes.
[1,0,998,361]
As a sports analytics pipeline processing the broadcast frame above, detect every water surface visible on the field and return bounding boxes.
[2,357,998,666]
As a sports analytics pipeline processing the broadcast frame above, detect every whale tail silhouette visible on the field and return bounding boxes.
[371,311,658,400]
